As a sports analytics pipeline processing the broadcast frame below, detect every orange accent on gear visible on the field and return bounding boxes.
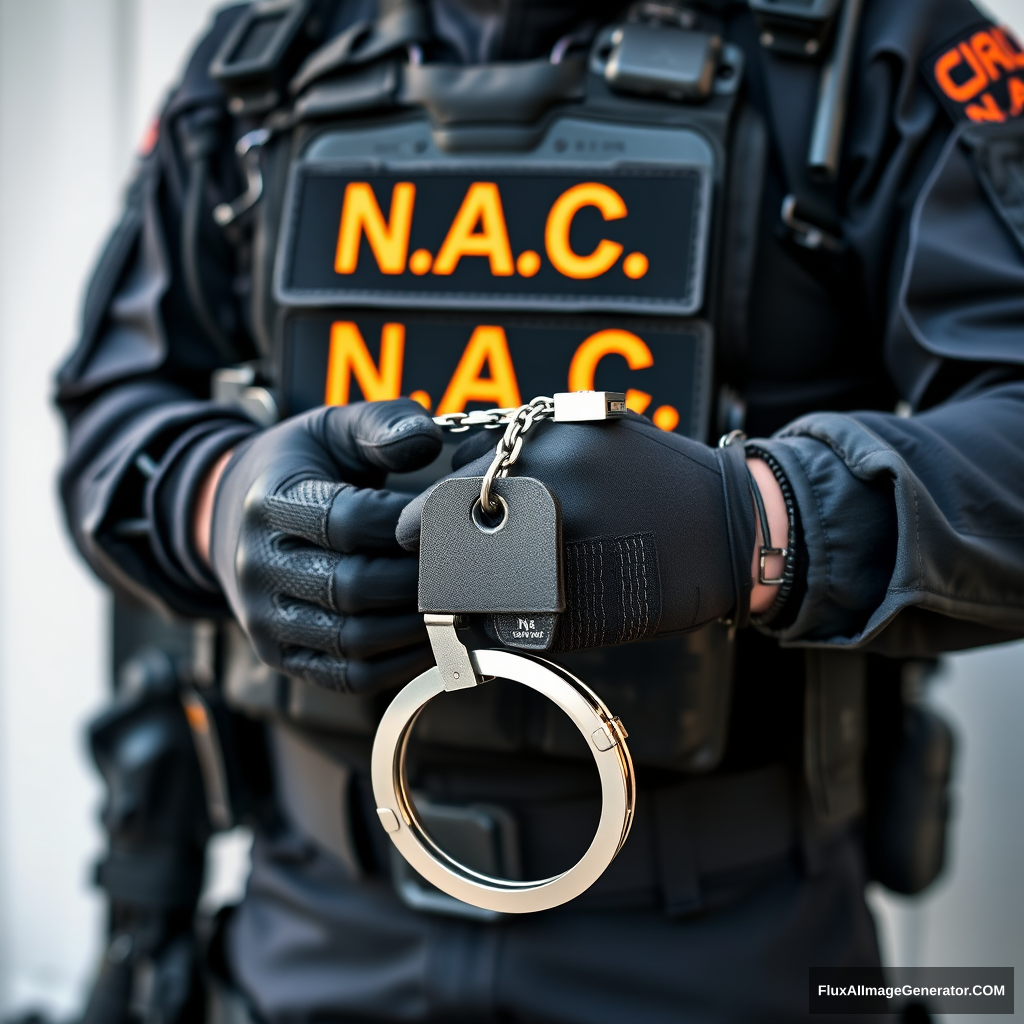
[652,405,680,432]
[623,252,649,279]
[409,249,433,275]
[516,250,541,277]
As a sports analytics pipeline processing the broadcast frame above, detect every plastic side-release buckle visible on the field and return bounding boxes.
[210,0,335,116]
[749,0,842,59]
[604,22,722,102]
[780,194,844,253]
[211,364,279,427]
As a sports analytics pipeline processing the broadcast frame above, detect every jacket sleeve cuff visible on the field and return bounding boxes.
[752,414,899,645]
[147,420,260,595]
[72,397,259,618]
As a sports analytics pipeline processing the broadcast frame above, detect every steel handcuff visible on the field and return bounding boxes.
[371,393,636,914]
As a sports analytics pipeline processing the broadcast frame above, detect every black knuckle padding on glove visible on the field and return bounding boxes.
[264,478,414,552]
[270,599,427,660]
[397,413,756,650]
[281,644,435,695]
[211,399,443,693]
[330,553,420,613]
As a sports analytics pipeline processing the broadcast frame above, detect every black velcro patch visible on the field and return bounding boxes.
[923,21,1024,126]
[557,533,662,650]
[961,123,1024,256]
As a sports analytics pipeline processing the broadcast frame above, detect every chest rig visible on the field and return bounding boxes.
[214,1,766,775]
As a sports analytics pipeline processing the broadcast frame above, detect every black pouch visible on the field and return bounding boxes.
[865,701,955,895]
[411,623,735,773]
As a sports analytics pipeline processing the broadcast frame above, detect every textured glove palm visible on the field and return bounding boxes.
[397,414,755,649]
[210,400,443,692]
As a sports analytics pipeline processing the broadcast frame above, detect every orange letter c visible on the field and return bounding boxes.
[569,329,654,414]
[545,183,626,280]
[934,46,989,102]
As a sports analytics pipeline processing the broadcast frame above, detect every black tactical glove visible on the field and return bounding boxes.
[211,400,443,692]
[397,413,756,649]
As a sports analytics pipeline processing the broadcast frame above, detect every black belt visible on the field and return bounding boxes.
[271,724,809,917]
[546,764,797,914]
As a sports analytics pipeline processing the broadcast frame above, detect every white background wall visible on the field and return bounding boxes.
[0,1,225,1016]
[0,0,1022,1020]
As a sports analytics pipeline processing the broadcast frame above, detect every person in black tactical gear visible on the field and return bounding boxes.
[57,0,1024,1019]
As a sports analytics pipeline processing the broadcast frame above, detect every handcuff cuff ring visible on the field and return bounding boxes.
[371,646,635,914]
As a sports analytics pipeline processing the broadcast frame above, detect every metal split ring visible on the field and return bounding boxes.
[371,649,635,914]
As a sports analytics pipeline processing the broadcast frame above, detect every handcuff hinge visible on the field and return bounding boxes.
[423,614,479,690]
[591,716,629,752]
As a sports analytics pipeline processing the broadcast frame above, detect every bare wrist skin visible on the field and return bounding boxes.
[194,448,235,568]
[746,456,788,615]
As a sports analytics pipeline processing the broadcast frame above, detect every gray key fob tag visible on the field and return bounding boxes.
[418,476,564,650]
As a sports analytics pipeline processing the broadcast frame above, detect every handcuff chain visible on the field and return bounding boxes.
[482,396,555,513]
[432,407,519,432]
[433,396,555,515]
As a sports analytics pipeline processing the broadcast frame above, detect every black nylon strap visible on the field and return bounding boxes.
[289,4,430,97]
[715,441,756,629]
[96,847,205,909]
[752,16,847,243]
[746,443,802,628]
[581,765,798,915]
[270,721,800,915]
[652,785,701,915]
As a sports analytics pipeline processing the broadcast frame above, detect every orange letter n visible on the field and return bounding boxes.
[335,182,415,275]
[324,322,405,406]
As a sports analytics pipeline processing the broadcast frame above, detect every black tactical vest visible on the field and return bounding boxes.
[217,5,770,774]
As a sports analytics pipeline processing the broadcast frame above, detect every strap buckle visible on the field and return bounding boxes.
[214,129,273,228]
[759,545,788,587]
[781,194,843,252]
[721,430,789,588]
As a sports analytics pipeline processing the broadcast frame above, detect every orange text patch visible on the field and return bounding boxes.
[283,314,712,438]
[927,24,1024,123]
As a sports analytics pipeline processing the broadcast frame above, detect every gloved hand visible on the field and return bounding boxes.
[211,400,443,692]
[397,413,756,649]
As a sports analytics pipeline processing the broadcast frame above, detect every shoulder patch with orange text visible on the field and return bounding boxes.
[924,22,1024,125]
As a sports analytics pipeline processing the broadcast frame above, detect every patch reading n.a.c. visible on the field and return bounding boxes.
[281,312,712,439]
[277,166,710,315]
[924,22,1024,125]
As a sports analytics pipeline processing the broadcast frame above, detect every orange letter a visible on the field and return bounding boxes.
[324,322,405,406]
[966,92,1007,122]
[432,183,515,277]
[436,326,522,414]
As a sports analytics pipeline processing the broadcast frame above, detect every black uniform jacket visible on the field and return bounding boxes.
[56,0,1024,659]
